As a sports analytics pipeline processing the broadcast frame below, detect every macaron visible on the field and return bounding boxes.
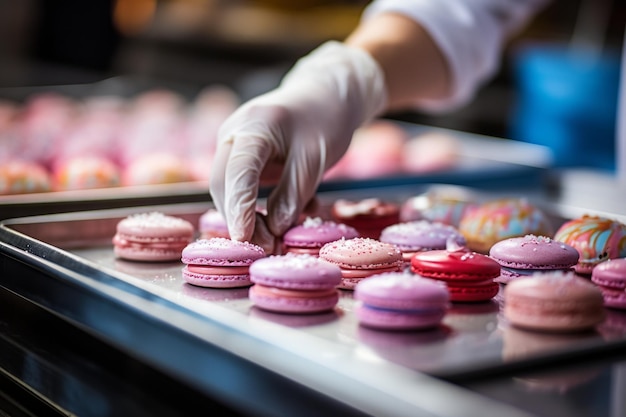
[489,235,580,284]
[319,237,404,290]
[249,253,342,314]
[410,246,501,302]
[399,185,478,226]
[554,215,626,275]
[330,198,400,239]
[199,208,229,239]
[354,272,450,330]
[282,217,359,256]
[503,271,606,332]
[380,220,466,264]
[591,258,626,309]
[113,211,194,262]
[458,198,554,254]
[181,237,266,288]
[0,159,52,195]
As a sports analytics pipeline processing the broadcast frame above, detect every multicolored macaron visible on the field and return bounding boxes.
[249,253,342,314]
[410,245,501,302]
[489,235,580,284]
[319,237,403,290]
[591,258,626,309]
[354,272,449,330]
[113,211,194,262]
[380,220,466,264]
[330,198,400,239]
[198,208,229,239]
[458,198,554,254]
[181,237,266,288]
[503,271,606,332]
[554,215,626,275]
[282,217,359,256]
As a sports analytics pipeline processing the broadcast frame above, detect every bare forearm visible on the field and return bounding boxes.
[345,12,451,112]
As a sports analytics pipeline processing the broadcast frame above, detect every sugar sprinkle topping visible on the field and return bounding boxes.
[122,212,192,229]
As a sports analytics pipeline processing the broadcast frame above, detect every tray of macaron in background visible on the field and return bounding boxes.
[3,179,626,401]
[0,76,554,221]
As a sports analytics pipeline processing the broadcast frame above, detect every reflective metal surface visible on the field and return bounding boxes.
[2,187,626,417]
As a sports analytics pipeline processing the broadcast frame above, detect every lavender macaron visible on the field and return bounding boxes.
[380,220,466,265]
[249,253,342,314]
[282,217,359,256]
[181,237,266,288]
[354,272,450,330]
[489,235,579,284]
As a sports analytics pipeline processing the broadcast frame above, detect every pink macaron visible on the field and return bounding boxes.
[503,271,606,332]
[319,237,404,290]
[489,235,580,284]
[591,258,626,309]
[380,220,466,264]
[198,208,229,239]
[354,272,450,330]
[113,211,194,262]
[282,217,359,256]
[181,237,266,288]
[249,253,342,314]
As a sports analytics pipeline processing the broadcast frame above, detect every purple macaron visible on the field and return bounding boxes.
[181,238,266,288]
[591,258,626,309]
[379,220,466,264]
[489,234,580,284]
[354,272,450,330]
[249,253,343,314]
[282,217,359,256]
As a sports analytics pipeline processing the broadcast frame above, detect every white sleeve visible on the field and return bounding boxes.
[363,0,549,112]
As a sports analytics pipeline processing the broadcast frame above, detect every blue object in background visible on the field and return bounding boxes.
[510,44,620,171]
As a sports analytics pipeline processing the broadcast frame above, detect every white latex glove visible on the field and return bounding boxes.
[210,41,387,252]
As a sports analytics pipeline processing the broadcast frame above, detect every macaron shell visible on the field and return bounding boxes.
[199,209,229,239]
[113,243,186,262]
[489,235,580,269]
[319,237,403,270]
[283,217,359,248]
[182,267,252,288]
[249,253,342,290]
[355,305,446,330]
[181,238,266,266]
[591,258,626,289]
[354,273,449,310]
[447,280,500,303]
[249,284,339,314]
[411,249,501,282]
[591,258,626,309]
[115,212,194,239]
[379,221,466,251]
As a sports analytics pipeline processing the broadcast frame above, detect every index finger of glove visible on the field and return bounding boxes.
[216,134,273,242]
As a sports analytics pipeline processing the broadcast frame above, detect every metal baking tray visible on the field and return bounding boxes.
[2,185,626,417]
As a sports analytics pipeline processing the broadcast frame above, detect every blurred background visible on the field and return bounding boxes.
[0,0,624,194]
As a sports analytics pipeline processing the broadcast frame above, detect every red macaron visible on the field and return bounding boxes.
[410,245,501,302]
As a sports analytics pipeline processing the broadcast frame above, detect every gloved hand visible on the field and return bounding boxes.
[210,41,387,252]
